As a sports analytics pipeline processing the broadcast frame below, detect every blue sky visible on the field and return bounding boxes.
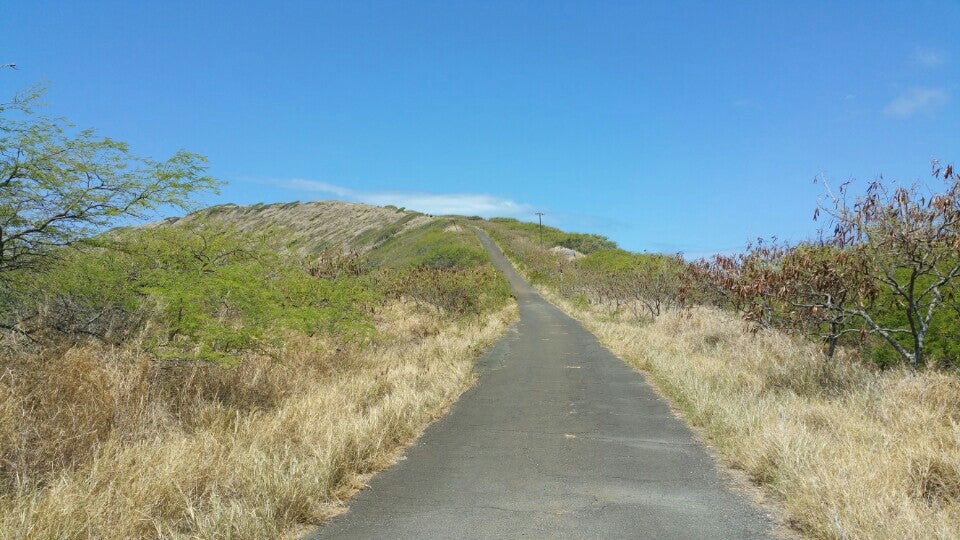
[3,1,958,255]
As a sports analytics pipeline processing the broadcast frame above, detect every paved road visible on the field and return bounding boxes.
[310,230,774,539]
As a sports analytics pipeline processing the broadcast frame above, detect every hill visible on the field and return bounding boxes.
[0,198,514,538]
[157,200,435,255]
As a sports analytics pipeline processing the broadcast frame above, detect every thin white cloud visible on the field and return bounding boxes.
[286,179,353,197]
[912,46,947,68]
[883,87,949,118]
[278,178,533,217]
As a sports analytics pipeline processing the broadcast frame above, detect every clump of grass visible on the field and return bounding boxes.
[542,289,960,539]
[0,302,516,538]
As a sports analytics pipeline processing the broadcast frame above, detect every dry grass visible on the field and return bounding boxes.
[541,289,960,539]
[0,301,516,539]
[159,200,434,255]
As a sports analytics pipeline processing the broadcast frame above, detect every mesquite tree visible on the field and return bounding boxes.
[0,85,217,275]
[819,162,960,369]
[573,250,684,318]
[772,243,874,357]
[689,163,960,367]
[690,240,871,357]
[692,240,782,327]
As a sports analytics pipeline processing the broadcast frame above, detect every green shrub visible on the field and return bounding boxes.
[12,222,378,360]
[419,243,487,269]
[484,217,616,254]
[380,265,511,317]
[3,213,513,361]
[366,221,489,269]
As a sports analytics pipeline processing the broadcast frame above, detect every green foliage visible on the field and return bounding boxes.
[358,219,510,317]
[579,249,639,272]
[17,222,377,360]
[366,221,489,269]
[0,85,219,275]
[570,293,590,310]
[581,250,685,286]
[3,210,515,362]
[863,270,960,369]
[140,229,376,357]
[487,217,616,254]
[380,265,511,317]
[573,250,685,317]
[419,243,487,269]
[556,234,617,254]
[0,87,516,366]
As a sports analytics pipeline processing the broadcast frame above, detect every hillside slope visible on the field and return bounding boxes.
[1,199,515,539]
[158,200,435,255]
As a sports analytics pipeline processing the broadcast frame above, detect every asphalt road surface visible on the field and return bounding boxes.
[310,229,774,539]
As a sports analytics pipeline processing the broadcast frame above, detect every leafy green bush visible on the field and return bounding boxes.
[419,243,487,269]
[864,273,960,369]
[2,211,517,361]
[579,249,638,272]
[366,221,489,269]
[380,265,511,317]
[487,218,616,254]
[11,222,378,360]
[0,85,218,278]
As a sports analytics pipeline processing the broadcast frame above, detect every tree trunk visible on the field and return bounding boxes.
[913,336,923,371]
[824,320,839,358]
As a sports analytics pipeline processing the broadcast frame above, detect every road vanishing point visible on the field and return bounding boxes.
[311,230,774,539]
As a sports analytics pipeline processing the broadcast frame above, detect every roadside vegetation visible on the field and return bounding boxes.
[478,163,960,538]
[0,86,515,538]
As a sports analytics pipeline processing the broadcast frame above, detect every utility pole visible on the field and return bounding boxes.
[535,212,545,248]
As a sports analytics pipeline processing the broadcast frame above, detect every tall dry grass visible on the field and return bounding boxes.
[169,200,435,255]
[542,289,960,539]
[0,301,515,539]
